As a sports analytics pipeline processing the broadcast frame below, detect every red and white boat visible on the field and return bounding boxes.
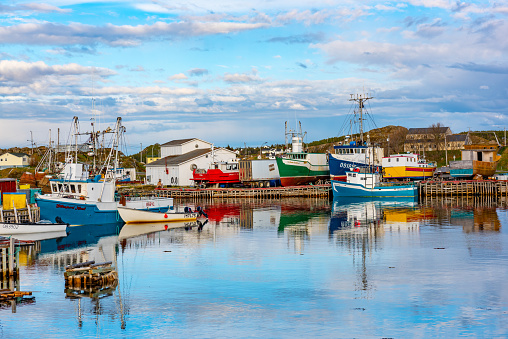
[118,207,200,224]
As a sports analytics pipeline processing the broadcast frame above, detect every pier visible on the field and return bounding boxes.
[121,184,332,199]
[0,206,40,224]
[419,180,508,197]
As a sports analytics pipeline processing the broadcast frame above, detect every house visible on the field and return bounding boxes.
[146,138,237,186]
[146,156,160,164]
[446,134,470,150]
[0,152,29,169]
[404,127,452,152]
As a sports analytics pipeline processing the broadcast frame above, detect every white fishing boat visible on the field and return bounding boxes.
[332,167,417,198]
[35,117,173,225]
[0,220,68,235]
[118,207,201,224]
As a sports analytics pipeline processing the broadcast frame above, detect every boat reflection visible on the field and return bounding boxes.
[118,220,203,240]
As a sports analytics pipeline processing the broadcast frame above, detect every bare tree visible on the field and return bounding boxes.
[429,122,446,151]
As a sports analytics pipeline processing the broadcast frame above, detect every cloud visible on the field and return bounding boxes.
[406,18,447,39]
[21,3,71,13]
[188,68,208,77]
[266,32,325,44]
[0,21,270,47]
[0,3,70,14]
[0,60,115,83]
[448,62,508,74]
[170,73,188,80]
[222,68,261,83]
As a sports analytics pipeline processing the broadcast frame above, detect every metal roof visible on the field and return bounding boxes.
[1,152,29,157]
[407,127,450,134]
[147,148,212,166]
[161,138,199,146]
[447,134,468,142]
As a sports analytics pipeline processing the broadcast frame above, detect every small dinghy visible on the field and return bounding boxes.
[0,220,68,235]
[118,206,207,224]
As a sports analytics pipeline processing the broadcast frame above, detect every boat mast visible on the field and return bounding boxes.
[349,93,373,145]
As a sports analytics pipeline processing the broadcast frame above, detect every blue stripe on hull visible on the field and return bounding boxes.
[332,180,417,197]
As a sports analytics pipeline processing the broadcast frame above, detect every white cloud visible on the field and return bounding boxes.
[170,73,188,80]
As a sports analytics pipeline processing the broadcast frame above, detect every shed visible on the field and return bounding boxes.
[146,147,237,186]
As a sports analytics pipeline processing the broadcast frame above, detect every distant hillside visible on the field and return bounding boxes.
[307,125,408,155]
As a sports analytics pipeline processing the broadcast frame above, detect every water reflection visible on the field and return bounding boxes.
[2,198,508,337]
[422,197,502,232]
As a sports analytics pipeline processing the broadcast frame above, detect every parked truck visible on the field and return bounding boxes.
[239,159,281,188]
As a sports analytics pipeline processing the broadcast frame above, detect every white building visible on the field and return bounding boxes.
[146,138,237,186]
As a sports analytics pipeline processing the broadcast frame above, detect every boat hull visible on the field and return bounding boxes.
[36,196,171,226]
[332,180,417,197]
[118,207,199,224]
[276,155,329,186]
[280,175,330,186]
[383,166,435,180]
[0,222,67,235]
[329,156,378,181]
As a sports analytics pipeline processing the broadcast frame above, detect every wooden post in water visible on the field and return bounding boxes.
[9,238,14,277]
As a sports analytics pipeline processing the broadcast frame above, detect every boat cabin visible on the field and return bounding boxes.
[382,153,433,168]
[333,142,384,166]
[346,168,381,188]
[461,144,499,163]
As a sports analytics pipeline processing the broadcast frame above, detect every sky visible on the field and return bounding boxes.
[0,0,507,154]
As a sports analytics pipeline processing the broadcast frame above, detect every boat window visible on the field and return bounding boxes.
[77,185,82,193]
[52,183,57,192]
[58,183,63,192]
[388,159,391,162]
[70,184,76,193]
[396,158,399,162]
[352,173,356,177]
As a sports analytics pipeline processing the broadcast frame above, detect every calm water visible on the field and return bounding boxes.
[1,198,508,338]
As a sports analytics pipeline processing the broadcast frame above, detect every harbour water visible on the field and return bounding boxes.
[1,198,508,337]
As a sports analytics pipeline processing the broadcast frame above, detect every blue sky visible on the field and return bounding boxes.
[0,1,507,153]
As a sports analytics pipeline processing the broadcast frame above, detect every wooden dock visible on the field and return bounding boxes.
[0,206,40,224]
[419,180,508,197]
[151,184,331,199]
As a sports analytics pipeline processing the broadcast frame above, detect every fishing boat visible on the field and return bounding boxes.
[117,207,201,224]
[382,153,436,180]
[0,220,68,235]
[449,144,500,179]
[35,117,173,226]
[329,94,384,182]
[275,121,329,186]
[332,167,417,197]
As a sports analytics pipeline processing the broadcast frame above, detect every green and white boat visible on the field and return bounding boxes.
[275,122,329,186]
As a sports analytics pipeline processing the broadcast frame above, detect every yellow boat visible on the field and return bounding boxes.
[382,153,436,181]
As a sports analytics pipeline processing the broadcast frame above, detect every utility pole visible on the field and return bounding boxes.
[57,128,60,163]
[30,131,34,155]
